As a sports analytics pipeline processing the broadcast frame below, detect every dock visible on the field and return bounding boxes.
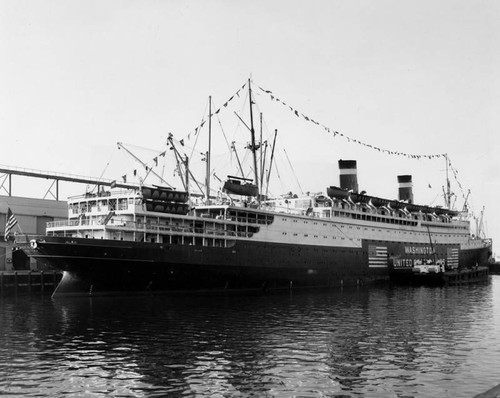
[0,270,62,295]
[443,266,490,285]
[390,265,490,286]
[489,262,500,274]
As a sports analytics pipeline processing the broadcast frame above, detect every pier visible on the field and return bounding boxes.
[0,270,62,295]
[489,262,500,274]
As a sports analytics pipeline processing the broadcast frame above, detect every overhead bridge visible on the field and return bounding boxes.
[0,165,140,200]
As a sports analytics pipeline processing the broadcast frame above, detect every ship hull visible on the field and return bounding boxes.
[26,236,491,297]
[29,236,379,296]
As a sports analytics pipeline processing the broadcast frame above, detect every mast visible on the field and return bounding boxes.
[167,134,204,195]
[185,155,190,203]
[231,141,245,178]
[248,79,260,202]
[266,129,278,198]
[206,96,212,203]
[259,112,263,190]
[445,153,451,208]
[284,148,303,194]
[261,141,268,195]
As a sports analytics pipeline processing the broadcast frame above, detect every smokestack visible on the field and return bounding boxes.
[398,175,413,203]
[338,160,358,193]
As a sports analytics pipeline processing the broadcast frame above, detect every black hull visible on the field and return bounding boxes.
[29,237,385,297]
[27,236,492,297]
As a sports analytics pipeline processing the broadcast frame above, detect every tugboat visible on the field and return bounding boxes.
[389,255,489,286]
[389,212,489,286]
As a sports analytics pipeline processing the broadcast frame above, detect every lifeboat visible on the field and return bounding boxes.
[223,176,258,197]
[142,186,188,203]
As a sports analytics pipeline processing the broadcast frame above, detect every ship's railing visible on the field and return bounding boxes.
[47,215,256,239]
[264,200,457,225]
[69,190,138,201]
[14,233,47,245]
[47,217,129,228]
[48,220,83,228]
[106,221,253,239]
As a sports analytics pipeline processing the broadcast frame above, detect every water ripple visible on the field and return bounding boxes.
[1,277,500,397]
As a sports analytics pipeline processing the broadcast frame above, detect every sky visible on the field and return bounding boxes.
[1,0,499,253]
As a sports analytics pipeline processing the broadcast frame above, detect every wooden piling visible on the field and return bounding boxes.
[0,270,62,295]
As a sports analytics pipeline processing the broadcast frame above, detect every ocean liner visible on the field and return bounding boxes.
[16,83,492,296]
[16,158,491,296]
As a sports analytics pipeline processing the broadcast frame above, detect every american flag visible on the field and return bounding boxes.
[4,207,18,241]
[368,245,388,268]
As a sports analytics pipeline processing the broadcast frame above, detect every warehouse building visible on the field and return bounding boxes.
[0,196,67,270]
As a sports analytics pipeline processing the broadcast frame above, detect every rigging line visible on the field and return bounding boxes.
[120,142,161,153]
[181,80,248,155]
[283,149,303,194]
[239,150,253,179]
[121,148,169,187]
[446,155,476,215]
[118,142,173,188]
[216,116,232,154]
[91,147,118,192]
[265,154,283,196]
[257,84,446,160]
[119,141,172,183]
[188,99,210,161]
[166,136,198,160]
[428,193,441,206]
[188,92,238,163]
[252,98,273,136]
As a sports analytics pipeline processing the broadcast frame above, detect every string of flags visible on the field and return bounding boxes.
[448,158,463,192]
[119,149,167,183]
[117,79,452,186]
[447,156,470,208]
[117,82,248,185]
[187,81,248,141]
[257,85,447,160]
[109,79,477,217]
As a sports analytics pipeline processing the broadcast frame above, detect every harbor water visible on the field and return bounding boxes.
[1,276,500,397]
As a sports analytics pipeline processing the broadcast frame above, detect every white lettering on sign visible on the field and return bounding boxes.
[404,246,434,255]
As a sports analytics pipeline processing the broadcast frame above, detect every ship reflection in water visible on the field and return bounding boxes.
[1,277,500,397]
